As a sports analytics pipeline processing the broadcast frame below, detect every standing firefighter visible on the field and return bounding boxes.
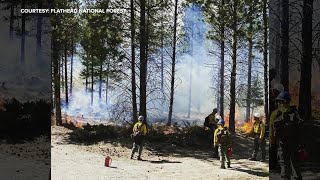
[214,119,232,169]
[247,113,266,162]
[204,108,219,157]
[270,91,303,179]
[130,116,147,160]
[269,83,284,170]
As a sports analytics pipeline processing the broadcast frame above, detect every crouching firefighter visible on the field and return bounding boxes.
[214,119,232,169]
[247,113,266,162]
[270,91,303,179]
[130,115,147,160]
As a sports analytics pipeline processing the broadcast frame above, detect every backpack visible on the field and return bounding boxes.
[217,127,230,144]
[273,106,301,138]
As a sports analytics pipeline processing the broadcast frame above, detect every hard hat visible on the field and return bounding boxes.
[275,91,291,101]
[253,113,261,118]
[217,119,225,125]
[138,116,144,121]
[271,83,284,92]
[215,115,222,120]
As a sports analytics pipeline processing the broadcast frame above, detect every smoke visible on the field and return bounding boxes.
[61,5,220,124]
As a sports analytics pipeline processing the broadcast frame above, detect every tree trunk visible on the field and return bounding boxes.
[64,40,68,105]
[263,0,269,122]
[20,0,26,64]
[168,0,178,126]
[86,62,89,92]
[229,2,238,133]
[280,0,289,91]
[139,0,147,118]
[91,55,94,105]
[275,0,281,80]
[299,0,313,121]
[219,0,225,119]
[52,19,62,125]
[131,0,138,122]
[99,58,103,100]
[70,37,74,96]
[160,18,164,94]
[246,38,253,122]
[246,4,253,122]
[9,3,14,39]
[106,62,110,104]
[36,2,42,55]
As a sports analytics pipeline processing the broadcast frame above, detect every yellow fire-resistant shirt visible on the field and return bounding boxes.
[269,105,290,144]
[249,120,265,139]
[133,121,147,136]
[213,125,231,146]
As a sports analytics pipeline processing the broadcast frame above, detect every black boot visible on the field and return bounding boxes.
[227,162,231,168]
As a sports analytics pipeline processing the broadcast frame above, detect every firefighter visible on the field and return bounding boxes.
[269,83,284,170]
[269,91,303,179]
[130,115,147,160]
[247,113,266,162]
[204,108,219,157]
[214,119,232,169]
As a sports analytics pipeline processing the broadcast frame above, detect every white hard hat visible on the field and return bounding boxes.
[253,113,261,118]
[138,116,144,121]
[271,83,284,92]
[215,115,222,120]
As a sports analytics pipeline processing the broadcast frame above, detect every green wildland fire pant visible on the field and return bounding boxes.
[218,144,230,167]
[252,137,266,160]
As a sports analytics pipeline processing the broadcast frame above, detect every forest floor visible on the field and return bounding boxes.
[0,136,50,180]
[51,125,269,180]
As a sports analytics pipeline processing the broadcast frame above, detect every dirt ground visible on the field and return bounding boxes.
[0,136,50,180]
[51,126,269,180]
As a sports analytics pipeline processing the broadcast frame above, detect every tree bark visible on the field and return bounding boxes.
[246,38,253,122]
[64,40,68,105]
[99,58,103,100]
[86,62,89,92]
[106,62,109,104]
[168,0,178,126]
[52,19,62,125]
[246,4,253,122]
[280,0,289,91]
[70,37,74,96]
[139,0,147,118]
[219,0,225,119]
[229,1,238,133]
[91,55,94,105]
[131,0,138,122]
[299,0,313,121]
[263,0,269,122]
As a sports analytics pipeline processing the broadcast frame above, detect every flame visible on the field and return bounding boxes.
[62,113,84,129]
[222,107,241,128]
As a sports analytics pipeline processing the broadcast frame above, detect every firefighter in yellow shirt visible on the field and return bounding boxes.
[214,119,232,169]
[247,113,266,162]
[130,116,147,160]
[269,91,303,179]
